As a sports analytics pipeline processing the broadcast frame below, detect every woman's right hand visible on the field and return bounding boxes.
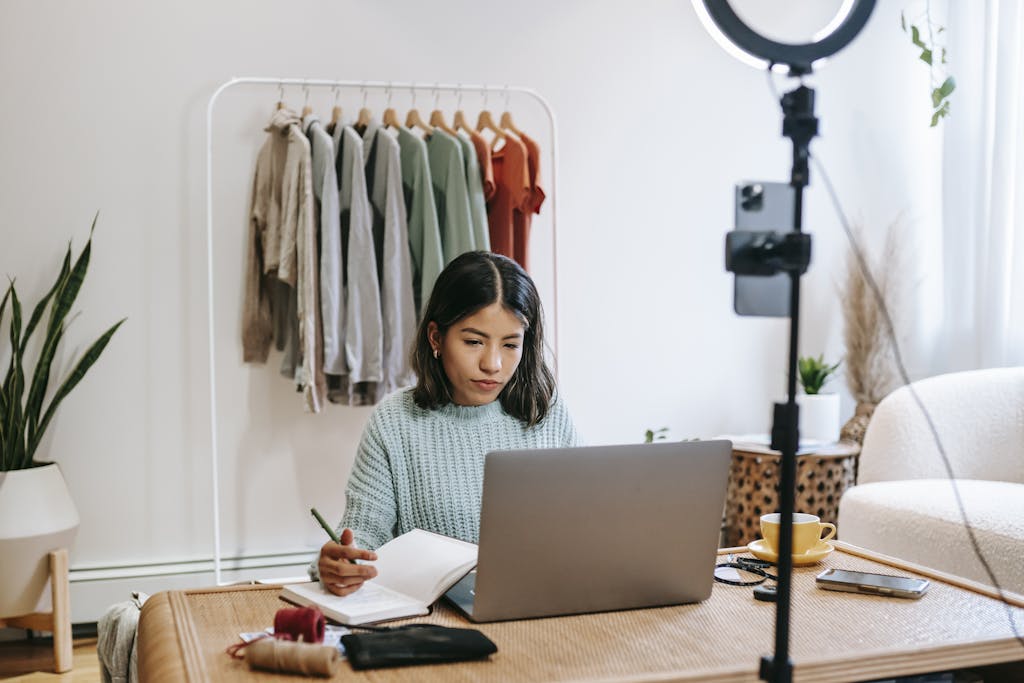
[317,528,379,596]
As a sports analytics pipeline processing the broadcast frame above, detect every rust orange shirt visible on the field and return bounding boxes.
[465,128,495,201]
[514,132,545,271]
[487,134,530,263]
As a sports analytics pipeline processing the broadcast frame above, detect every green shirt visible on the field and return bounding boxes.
[426,130,476,264]
[340,388,580,552]
[457,132,491,252]
[396,127,444,316]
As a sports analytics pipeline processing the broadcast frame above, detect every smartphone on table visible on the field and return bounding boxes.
[816,568,929,599]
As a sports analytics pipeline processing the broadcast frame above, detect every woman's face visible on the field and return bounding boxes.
[429,302,526,406]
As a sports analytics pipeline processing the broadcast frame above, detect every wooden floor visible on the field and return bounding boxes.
[0,637,100,683]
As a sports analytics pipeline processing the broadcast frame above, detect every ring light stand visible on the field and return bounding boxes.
[694,2,876,681]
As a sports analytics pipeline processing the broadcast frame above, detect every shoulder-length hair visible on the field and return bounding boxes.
[411,251,555,426]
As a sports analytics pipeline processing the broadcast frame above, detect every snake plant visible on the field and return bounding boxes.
[1,217,124,470]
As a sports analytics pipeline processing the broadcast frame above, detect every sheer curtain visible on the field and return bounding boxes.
[935,0,1024,371]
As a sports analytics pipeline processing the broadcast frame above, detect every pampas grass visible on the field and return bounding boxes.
[841,221,903,406]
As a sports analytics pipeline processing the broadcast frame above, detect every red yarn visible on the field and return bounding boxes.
[273,606,325,644]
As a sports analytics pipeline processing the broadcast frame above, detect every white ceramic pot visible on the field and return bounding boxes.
[0,462,79,618]
[795,393,840,444]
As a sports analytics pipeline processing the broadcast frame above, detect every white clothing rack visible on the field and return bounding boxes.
[205,77,560,585]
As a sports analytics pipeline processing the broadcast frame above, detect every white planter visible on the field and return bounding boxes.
[796,393,840,444]
[0,463,79,618]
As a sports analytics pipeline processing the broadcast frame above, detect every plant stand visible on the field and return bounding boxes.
[0,549,72,673]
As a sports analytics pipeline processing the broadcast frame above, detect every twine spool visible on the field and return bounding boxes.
[246,638,339,677]
[273,606,325,643]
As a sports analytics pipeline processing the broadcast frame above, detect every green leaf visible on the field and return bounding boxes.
[19,245,71,357]
[939,76,956,97]
[919,49,932,66]
[46,227,93,341]
[911,25,926,49]
[4,289,25,469]
[941,47,948,64]
[900,11,906,32]
[932,88,943,108]
[930,110,941,127]
[25,318,125,466]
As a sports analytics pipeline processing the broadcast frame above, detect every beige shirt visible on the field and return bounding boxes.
[242,108,326,413]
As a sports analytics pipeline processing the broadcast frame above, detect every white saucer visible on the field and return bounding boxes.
[747,539,834,566]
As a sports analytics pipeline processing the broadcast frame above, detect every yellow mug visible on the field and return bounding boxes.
[760,512,836,555]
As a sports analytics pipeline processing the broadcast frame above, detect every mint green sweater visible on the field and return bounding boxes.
[338,388,580,551]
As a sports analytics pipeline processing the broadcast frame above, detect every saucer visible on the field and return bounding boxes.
[747,539,834,566]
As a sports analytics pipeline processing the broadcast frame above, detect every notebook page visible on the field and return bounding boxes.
[371,529,478,604]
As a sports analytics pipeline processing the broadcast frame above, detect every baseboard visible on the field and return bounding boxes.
[68,551,314,623]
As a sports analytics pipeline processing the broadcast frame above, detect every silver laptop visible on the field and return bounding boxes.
[445,440,732,622]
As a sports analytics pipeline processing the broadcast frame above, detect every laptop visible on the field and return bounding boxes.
[444,440,732,622]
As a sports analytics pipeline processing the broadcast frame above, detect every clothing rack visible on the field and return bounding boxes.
[205,77,560,585]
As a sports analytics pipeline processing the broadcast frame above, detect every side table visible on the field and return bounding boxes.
[723,441,860,548]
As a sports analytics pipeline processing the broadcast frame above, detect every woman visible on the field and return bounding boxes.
[316,251,580,596]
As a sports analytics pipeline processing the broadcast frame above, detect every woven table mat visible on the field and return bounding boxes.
[141,545,1024,682]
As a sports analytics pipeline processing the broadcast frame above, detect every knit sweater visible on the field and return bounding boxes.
[335,388,580,553]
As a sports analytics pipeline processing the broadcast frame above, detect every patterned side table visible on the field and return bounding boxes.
[722,441,860,548]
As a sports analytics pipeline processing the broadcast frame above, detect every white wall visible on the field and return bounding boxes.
[0,0,940,620]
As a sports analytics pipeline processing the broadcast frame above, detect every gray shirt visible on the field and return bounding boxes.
[361,121,417,398]
[332,122,383,386]
[304,115,345,376]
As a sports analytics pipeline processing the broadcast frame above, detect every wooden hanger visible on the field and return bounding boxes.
[405,87,433,134]
[355,86,372,128]
[430,109,457,136]
[275,84,286,111]
[300,85,313,117]
[476,109,506,147]
[383,107,401,129]
[329,85,342,125]
[453,109,473,133]
[406,107,433,133]
[500,110,525,137]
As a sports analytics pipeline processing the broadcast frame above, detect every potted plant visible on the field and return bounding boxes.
[796,355,841,444]
[0,221,124,619]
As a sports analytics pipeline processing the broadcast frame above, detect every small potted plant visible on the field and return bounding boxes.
[0,221,124,619]
[796,355,842,444]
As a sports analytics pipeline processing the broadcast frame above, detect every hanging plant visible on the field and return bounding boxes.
[901,2,955,127]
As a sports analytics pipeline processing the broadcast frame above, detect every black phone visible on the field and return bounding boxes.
[815,568,929,599]
[731,181,794,317]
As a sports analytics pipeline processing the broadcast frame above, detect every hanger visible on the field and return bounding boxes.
[428,85,457,136]
[301,84,313,118]
[330,85,342,125]
[498,85,525,137]
[382,84,401,129]
[275,83,286,111]
[406,87,434,134]
[453,85,474,133]
[356,86,372,128]
[476,89,506,147]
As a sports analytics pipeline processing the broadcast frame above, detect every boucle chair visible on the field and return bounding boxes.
[837,366,1024,594]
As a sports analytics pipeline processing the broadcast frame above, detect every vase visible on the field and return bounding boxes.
[840,401,876,445]
[0,462,79,618]
[795,393,840,444]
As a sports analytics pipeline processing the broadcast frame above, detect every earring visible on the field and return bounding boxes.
[433,348,440,359]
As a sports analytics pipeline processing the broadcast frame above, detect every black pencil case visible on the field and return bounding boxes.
[341,624,497,670]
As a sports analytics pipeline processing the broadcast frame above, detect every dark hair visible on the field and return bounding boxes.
[411,251,555,425]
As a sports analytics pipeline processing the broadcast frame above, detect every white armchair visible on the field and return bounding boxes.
[837,367,1024,594]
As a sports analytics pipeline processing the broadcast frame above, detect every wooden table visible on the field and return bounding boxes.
[137,543,1024,682]
[723,441,860,547]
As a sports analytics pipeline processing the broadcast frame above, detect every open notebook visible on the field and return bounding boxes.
[280,529,477,625]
